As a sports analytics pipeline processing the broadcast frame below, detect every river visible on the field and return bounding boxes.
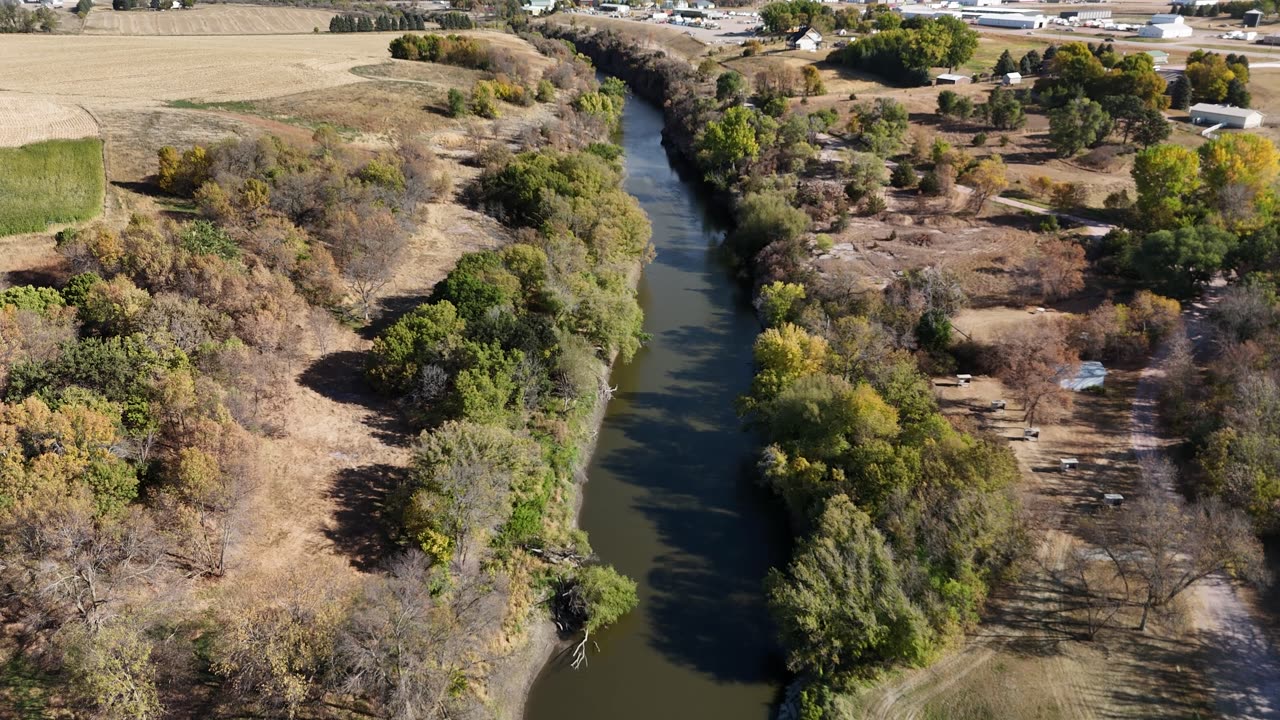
[523,96,788,718]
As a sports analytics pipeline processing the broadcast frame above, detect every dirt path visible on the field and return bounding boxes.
[1130,280,1280,720]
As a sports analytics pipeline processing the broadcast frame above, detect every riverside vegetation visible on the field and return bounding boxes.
[540,17,1274,718]
[0,32,645,719]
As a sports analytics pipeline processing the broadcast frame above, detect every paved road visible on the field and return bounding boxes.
[1130,282,1280,720]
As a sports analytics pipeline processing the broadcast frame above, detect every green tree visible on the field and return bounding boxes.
[759,281,807,327]
[747,322,830,406]
[696,106,760,186]
[801,65,826,98]
[447,88,468,117]
[993,48,1017,75]
[733,190,809,257]
[1170,74,1192,110]
[985,87,1026,130]
[76,0,93,17]
[716,70,747,105]
[1226,77,1252,107]
[62,623,163,720]
[890,161,917,189]
[767,494,929,677]
[1047,98,1112,157]
[1132,225,1237,297]
[1132,144,1201,229]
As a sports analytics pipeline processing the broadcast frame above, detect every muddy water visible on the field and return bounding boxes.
[523,98,788,718]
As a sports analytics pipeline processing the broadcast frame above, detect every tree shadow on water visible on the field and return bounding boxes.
[593,317,790,685]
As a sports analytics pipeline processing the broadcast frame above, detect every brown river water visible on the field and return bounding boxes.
[523,95,790,719]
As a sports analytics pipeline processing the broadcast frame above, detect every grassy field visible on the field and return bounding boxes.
[0,138,104,237]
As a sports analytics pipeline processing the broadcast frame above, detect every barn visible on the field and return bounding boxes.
[935,73,972,85]
[1138,21,1193,39]
[1189,103,1265,129]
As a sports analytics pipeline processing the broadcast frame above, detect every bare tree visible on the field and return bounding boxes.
[1022,238,1086,302]
[1092,485,1266,631]
[993,319,1079,426]
[326,205,410,322]
[1062,537,1128,640]
[333,551,501,720]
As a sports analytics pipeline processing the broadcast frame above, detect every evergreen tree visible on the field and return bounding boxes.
[1226,77,1252,107]
[329,15,339,31]
[398,14,407,30]
[1041,44,1057,72]
[1170,75,1192,110]
[993,49,1018,75]
[1021,48,1041,75]
[357,15,373,32]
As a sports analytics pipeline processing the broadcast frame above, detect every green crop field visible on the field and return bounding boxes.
[0,138,105,237]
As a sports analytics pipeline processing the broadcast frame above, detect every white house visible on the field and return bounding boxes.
[786,26,823,51]
[1138,22,1193,38]
[1149,13,1185,25]
[600,2,630,14]
[1002,72,1022,85]
[1190,103,1265,128]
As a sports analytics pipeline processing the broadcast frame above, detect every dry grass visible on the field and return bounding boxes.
[543,14,708,59]
[0,96,98,148]
[856,339,1214,720]
[82,5,336,35]
[0,34,394,102]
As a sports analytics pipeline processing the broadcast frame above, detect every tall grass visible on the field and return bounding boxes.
[0,138,104,237]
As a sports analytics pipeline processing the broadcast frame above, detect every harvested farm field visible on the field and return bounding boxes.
[0,96,98,148]
[82,5,336,35]
[0,34,392,102]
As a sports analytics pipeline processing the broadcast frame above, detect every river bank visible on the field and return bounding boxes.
[522,66,788,720]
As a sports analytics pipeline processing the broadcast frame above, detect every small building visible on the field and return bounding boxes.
[1002,72,1022,85]
[959,0,999,6]
[786,26,823,52]
[1060,458,1080,472]
[977,13,1046,29]
[991,400,1007,412]
[1102,493,1125,507]
[1245,8,1264,26]
[956,374,973,387]
[1145,49,1170,65]
[1149,13,1185,25]
[1261,33,1280,45]
[600,2,630,14]
[935,73,972,85]
[1139,21,1193,39]
[523,0,554,15]
[1190,102,1265,128]
[1060,8,1110,20]
[1023,427,1040,441]
[1060,361,1108,392]
[1170,0,1218,5]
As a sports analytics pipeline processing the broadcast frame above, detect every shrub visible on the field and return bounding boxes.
[447,88,468,118]
[890,161,917,189]
[972,132,988,147]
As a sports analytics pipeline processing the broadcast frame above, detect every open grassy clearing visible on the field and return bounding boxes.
[82,5,336,35]
[0,139,104,237]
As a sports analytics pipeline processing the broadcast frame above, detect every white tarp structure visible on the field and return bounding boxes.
[1060,361,1107,391]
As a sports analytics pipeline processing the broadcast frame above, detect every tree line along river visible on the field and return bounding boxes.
[524,93,790,718]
